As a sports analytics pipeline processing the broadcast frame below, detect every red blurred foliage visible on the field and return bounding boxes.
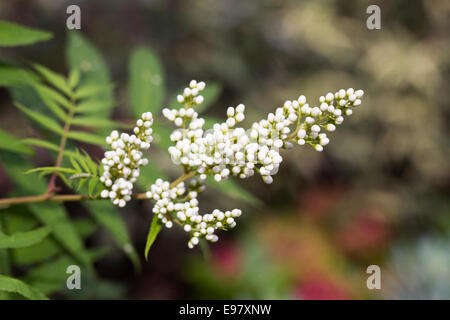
[299,184,347,219]
[212,241,243,277]
[294,274,353,300]
[336,207,391,254]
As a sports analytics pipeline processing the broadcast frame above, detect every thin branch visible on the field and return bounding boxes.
[0,172,197,207]
[46,96,76,196]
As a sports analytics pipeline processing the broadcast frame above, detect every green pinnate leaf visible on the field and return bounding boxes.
[21,138,60,153]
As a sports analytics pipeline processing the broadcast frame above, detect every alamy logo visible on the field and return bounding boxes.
[66,265,81,290]
[366,5,381,30]
[366,265,381,290]
[66,5,81,30]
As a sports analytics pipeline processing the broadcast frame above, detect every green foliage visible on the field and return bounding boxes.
[33,64,72,97]
[144,214,162,261]
[27,203,93,272]
[66,131,106,146]
[15,102,64,134]
[85,201,140,271]
[129,47,165,118]
[0,20,52,47]
[0,128,34,155]
[0,63,40,86]
[66,32,114,121]
[207,177,262,207]
[64,149,102,196]
[0,226,51,249]
[0,275,48,300]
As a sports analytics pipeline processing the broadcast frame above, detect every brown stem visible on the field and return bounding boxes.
[0,172,197,207]
[46,101,76,196]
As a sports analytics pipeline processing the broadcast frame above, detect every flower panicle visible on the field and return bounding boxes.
[99,80,364,248]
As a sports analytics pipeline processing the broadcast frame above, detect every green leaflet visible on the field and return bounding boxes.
[64,149,102,195]
[0,226,51,249]
[0,64,40,86]
[35,90,68,121]
[0,207,60,266]
[0,275,48,300]
[21,138,71,155]
[0,20,52,47]
[66,131,106,146]
[74,99,115,113]
[129,47,165,117]
[34,84,72,110]
[2,211,96,266]
[25,167,76,175]
[33,64,72,97]
[85,201,141,271]
[68,68,81,89]
[70,116,128,129]
[74,83,113,100]
[15,102,63,134]
[0,128,34,155]
[144,214,162,261]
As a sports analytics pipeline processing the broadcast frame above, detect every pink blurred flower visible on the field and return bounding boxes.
[294,275,352,300]
[212,241,243,277]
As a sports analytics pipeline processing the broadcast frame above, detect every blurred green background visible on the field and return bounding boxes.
[0,0,449,299]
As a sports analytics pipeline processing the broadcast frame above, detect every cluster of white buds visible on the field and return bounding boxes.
[294,88,364,151]
[99,112,153,207]
[176,80,206,107]
[163,83,366,186]
[146,179,241,248]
